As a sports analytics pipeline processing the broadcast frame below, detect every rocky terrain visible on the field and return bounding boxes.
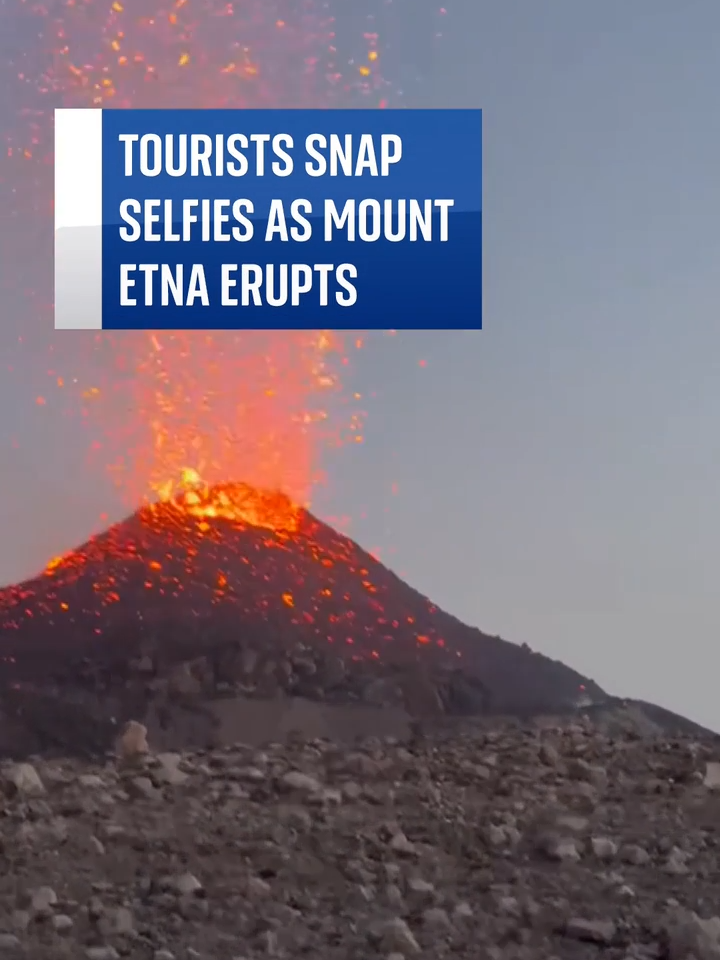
[0,717,719,959]
[0,638,712,762]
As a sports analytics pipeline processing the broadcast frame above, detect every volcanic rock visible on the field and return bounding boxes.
[116,720,149,762]
[0,718,715,958]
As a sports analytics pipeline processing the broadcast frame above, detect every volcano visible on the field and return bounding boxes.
[0,482,707,756]
[0,481,600,709]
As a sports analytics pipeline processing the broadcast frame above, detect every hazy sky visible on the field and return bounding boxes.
[3,1,720,729]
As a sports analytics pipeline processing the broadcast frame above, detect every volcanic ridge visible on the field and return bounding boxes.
[0,482,709,757]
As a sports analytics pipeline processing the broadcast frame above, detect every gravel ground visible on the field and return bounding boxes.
[0,716,719,959]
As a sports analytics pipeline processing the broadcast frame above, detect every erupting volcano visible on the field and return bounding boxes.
[0,475,605,728]
[0,1,711,758]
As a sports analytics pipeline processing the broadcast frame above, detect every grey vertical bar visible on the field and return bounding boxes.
[54,226,103,329]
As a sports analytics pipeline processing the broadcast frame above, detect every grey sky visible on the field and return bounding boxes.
[2,0,720,728]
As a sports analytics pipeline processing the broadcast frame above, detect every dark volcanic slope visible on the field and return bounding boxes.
[0,483,602,715]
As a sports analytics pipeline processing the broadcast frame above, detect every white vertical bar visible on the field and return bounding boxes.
[54,108,103,329]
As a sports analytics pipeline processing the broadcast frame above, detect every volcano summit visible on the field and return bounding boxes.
[0,482,708,756]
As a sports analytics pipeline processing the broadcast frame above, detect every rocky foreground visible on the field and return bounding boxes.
[0,719,720,959]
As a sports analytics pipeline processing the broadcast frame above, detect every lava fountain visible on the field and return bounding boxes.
[5,0,386,529]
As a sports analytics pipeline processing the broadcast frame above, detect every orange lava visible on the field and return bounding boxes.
[160,471,302,533]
